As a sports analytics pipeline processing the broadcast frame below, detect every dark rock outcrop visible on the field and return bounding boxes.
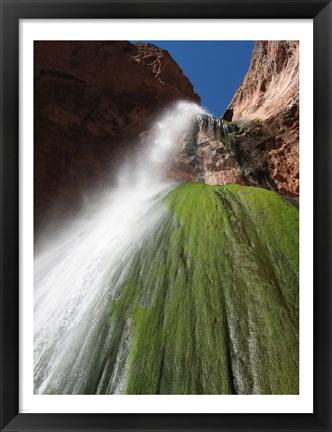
[34,41,200,232]
[168,115,277,192]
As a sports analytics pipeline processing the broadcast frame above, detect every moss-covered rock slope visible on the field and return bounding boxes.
[104,183,299,395]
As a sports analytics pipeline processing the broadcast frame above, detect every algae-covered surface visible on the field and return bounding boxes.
[106,183,299,395]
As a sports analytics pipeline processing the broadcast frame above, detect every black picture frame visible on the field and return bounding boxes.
[1,0,331,431]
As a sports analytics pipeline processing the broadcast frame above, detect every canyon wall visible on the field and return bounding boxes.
[169,41,299,197]
[34,41,200,231]
[223,41,299,196]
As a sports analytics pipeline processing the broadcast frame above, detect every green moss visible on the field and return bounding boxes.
[108,183,299,394]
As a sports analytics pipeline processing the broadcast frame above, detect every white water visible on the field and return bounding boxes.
[34,101,205,394]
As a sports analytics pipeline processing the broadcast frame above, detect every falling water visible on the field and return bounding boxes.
[222,120,229,144]
[34,101,205,394]
[196,112,230,142]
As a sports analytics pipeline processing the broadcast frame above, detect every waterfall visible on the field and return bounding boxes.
[221,120,230,144]
[34,101,205,395]
[196,112,229,142]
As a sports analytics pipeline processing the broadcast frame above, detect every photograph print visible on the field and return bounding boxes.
[33,40,299,395]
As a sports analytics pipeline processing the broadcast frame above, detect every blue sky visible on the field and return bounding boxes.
[140,41,254,117]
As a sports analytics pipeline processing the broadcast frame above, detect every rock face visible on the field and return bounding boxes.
[34,41,200,232]
[167,41,299,197]
[223,41,299,196]
[133,43,198,100]
[170,115,278,193]
[224,41,299,122]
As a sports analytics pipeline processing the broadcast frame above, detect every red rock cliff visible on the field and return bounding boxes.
[168,41,299,198]
[223,41,299,196]
[34,41,200,232]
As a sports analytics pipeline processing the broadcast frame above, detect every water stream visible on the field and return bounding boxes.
[34,101,205,394]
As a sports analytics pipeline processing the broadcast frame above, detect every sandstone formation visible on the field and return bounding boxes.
[133,43,198,100]
[34,41,200,233]
[223,41,299,196]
